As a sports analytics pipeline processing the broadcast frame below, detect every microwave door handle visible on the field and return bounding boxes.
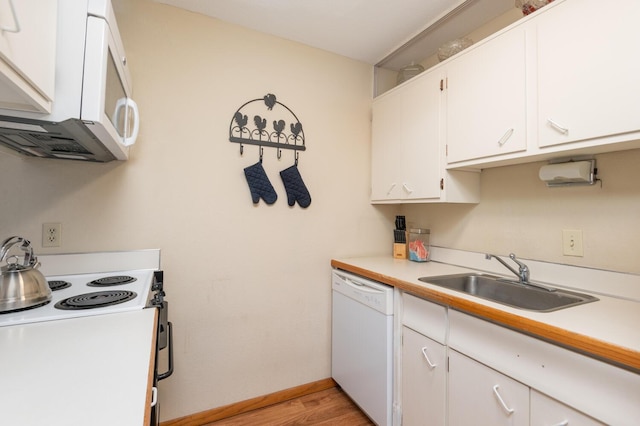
[124,98,140,146]
[114,98,140,147]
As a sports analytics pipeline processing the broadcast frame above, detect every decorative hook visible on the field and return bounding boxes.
[259,146,264,163]
[277,147,282,160]
[239,143,244,156]
[295,151,299,166]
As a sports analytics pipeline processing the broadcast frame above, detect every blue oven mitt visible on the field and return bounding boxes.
[280,164,311,208]
[244,162,277,205]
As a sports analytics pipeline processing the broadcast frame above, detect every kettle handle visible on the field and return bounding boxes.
[0,236,36,267]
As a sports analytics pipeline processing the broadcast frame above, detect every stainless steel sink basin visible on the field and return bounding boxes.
[418,273,598,312]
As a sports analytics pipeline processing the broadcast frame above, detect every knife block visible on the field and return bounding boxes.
[393,243,407,259]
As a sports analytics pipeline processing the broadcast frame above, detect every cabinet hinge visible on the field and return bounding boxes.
[440,178,444,190]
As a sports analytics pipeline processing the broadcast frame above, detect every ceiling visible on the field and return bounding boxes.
[154,0,517,70]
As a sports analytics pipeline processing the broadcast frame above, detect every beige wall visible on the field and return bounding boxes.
[402,148,640,274]
[0,0,395,420]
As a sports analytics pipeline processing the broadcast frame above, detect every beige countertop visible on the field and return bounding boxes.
[0,309,157,426]
[331,252,640,372]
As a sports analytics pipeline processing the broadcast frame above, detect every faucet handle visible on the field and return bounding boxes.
[508,253,529,282]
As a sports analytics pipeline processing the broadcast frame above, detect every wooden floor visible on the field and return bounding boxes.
[202,387,374,426]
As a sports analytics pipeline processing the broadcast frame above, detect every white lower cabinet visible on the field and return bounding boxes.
[530,390,604,426]
[448,349,529,426]
[401,326,446,426]
[399,293,638,426]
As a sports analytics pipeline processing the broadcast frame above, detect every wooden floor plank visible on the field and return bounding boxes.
[203,387,374,426]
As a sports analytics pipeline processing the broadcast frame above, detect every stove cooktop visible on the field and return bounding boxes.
[0,269,155,327]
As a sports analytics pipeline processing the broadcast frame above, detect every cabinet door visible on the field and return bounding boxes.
[446,26,527,163]
[536,0,640,148]
[371,71,441,202]
[400,72,441,200]
[401,326,446,426]
[371,86,404,201]
[531,390,605,426]
[448,350,529,426]
[0,0,57,112]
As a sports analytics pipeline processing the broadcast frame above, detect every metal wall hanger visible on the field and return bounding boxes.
[229,93,306,157]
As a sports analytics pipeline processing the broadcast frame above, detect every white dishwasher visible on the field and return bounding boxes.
[331,269,394,426]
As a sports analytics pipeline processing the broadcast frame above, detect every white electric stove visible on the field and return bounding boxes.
[0,249,162,328]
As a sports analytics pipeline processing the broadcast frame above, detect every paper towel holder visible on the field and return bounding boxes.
[538,159,598,187]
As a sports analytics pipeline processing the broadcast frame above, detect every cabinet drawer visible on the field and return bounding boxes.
[531,390,604,426]
[402,293,447,344]
[449,309,639,425]
[448,349,529,426]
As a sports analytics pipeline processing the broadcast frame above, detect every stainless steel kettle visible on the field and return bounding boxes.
[0,236,51,313]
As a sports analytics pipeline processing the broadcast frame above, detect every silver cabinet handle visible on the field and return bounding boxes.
[386,183,397,196]
[402,183,414,194]
[547,118,569,134]
[492,385,514,415]
[420,347,437,370]
[553,421,569,426]
[497,128,514,146]
[0,0,20,33]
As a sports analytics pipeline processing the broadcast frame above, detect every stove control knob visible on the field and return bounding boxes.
[151,292,165,306]
[152,271,164,291]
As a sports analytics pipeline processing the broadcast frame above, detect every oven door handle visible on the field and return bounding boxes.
[158,321,174,381]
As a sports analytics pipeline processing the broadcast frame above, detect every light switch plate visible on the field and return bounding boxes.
[562,229,583,257]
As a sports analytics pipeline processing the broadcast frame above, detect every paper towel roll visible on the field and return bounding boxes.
[539,161,593,184]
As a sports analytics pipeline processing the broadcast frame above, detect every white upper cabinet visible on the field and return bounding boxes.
[0,0,57,113]
[371,70,442,202]
[536,0,640,148]
[371,66,480,204]
[446,26,528,164]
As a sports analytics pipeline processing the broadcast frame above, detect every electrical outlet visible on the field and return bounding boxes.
[562,229,583,257]
[42,223,62,247]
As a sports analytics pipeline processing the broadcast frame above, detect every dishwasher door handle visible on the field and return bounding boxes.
[342,277,385,294]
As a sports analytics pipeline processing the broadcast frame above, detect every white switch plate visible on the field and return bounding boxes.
[562,229,583,257]
[42,223,62,247]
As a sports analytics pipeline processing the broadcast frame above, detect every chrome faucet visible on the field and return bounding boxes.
[485,253,530,283]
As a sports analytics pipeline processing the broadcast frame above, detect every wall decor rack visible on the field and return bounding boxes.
[229,93,306,158]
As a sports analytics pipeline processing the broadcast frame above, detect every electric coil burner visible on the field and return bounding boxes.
[48,280,72,291]
[55,290,138,310]
[88,275,137,287]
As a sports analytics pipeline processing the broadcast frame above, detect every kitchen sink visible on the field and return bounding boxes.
[418,273,598,312]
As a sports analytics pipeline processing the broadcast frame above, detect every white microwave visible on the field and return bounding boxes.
[0,0,139,162]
